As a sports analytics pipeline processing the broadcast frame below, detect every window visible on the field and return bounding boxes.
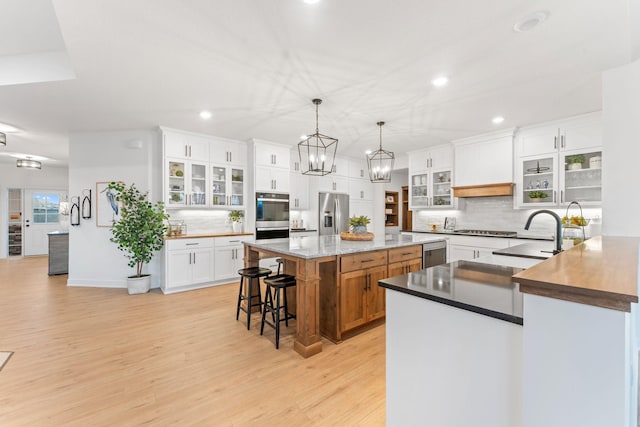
[32,193,60,223]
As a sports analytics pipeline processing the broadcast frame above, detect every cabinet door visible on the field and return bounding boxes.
[454,135,512,187]
[517,125,559,157]
[255,143,289,168]
[331,157,350,176]
[409,149,430,173]
[560,149,602,205]
[187,135,210,161]
[561,116,601,151]
[290,172,309,210]
[388,261,408,277]
[189,162,208,207]
[430,168,453,208]
[272,168,290,193]
[409,173,429,209]
[229,167,245,207]
[348,159,368,179]
[340,270,368,332]
[366,265,388,322]
[166,250,192,288]
[191,247,214,284]
[254,166,272,192]
[211,165,229,206]
[429,145,453,170]
[164,131,190,159]
[448,245,476,262]
[518,154,558,208]
[407,258,422,273]
[214,247,235,280]
[166,159,187,207]
[228,141,247,166]
[349,179,373,201]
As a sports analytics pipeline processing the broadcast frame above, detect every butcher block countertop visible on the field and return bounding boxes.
[513,236,639,312]
[164,232,253,240]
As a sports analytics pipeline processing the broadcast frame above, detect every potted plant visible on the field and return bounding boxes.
[107,182,169,294]
[566,154,585,170]
[229,210,244,232]
[349,215,371,234]
[528,191,549,202]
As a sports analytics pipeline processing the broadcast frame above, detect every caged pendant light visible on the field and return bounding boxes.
[298,99,338,176]
[367,121,394,183]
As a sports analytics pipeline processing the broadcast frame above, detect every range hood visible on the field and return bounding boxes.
[452,182,514,198]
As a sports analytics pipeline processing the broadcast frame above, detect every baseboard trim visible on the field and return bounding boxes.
[66,278,161,289]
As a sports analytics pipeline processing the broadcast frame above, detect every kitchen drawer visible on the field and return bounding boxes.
[166,237,214,251]
[445,235,509,249]
[388,245,422,263]
[215,235,253,247]
[340,250,388,273]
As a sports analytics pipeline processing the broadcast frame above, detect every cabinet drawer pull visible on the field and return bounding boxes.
[229,240,239,243]
[361,259,374,263]
[193,252,196,263]
[185,243,199,246]
[402,252,412,256]
[554,136,557,149]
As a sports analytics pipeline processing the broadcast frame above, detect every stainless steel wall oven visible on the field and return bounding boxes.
[255,192,290,239]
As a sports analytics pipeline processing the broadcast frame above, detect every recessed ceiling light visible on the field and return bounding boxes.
[492,116,505,124]
[431,76,448,87]
[199,110,212,120]
[300,134,308,140]
[513,11,550,33]
[303,0,321,4]
[365,150,372,155]
[0,122,20,133]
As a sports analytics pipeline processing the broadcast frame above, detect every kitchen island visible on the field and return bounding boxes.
[244,234,446,358]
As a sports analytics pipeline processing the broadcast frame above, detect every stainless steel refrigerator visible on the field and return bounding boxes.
[318,192,349,236]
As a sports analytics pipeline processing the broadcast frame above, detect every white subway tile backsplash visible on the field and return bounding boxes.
[167,210,240,234]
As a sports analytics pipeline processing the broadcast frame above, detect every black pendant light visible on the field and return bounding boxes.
[298,99,338,176]
[367,121,394,183]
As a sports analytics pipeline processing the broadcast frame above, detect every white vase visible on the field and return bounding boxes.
[232,221,242,233]
[569,163,582,170]
[127,275,151,295]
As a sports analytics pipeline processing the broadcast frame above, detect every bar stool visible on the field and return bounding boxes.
[260,274,297,349]
[236,267,272,330]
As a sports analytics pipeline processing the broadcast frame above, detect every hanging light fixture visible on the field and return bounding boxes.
[16,159,42,170]
[0,132,5,146]
[298,98,338,176]
[367,121,394,183]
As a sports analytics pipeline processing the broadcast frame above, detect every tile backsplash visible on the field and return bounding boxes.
[167,210,242,234]
[413,196,602,238]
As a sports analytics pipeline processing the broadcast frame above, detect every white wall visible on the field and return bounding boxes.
[0,163,68,258]
[67,129,162,288]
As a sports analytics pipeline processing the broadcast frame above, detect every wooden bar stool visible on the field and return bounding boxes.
[236,267,271,330]
[260,274,297,349]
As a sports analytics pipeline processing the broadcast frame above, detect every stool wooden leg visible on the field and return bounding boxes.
[260,285,269,336]
[275,287,281,349]
[283,285,289,327]
[236,277,243,321]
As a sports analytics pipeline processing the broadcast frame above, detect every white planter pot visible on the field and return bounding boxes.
[232,221,242,233]
[568,163,582,170]
[127,275,151,295]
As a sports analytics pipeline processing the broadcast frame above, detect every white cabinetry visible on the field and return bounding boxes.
[515,112,602,208]
[163,238,215,293]
[453,130,514,187]
[348,159,368,180]
[254,141,290,193]
[164,130,209,161]
[408,145,454,210]
[350,199,375,230]
[210,138,247,165]
[166,159,209,207]
[211,165,246,208]
[330,157,350,176]
[348,178,373,201]
[446,235,511,263]
[214,235,252,281]
[316,175,349,193]
[290,148,309,210]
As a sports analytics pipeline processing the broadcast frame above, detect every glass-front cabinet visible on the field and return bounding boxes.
[211,165,245,208]
[410,170,453,209]
[516,149,602,207]
[166,159,208,207]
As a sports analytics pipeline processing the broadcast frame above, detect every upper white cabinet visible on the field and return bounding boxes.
[330,157,350,177]
[348,158,368,180]
[348,178,373,201]
[166,159,209,207]
[164,130,209,161]
[408,144,454,209]
[210,138,247,166]
[211,165,246,208]
[290,148,309,209]
[453,130,514,187]
[515,112,602,208]
[516,112,602,157]
[315,174,349,194]
[409,145,453,174]
[254,141,290,169]
[255,166,290,193]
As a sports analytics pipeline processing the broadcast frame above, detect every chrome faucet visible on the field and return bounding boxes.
[524,209,563,255]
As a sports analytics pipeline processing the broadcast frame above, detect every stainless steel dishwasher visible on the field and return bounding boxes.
[423,240,447,268]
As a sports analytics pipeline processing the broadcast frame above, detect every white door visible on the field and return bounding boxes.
[23,189,66,256]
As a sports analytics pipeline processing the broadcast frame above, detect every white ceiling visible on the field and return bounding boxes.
[0,0,633,166]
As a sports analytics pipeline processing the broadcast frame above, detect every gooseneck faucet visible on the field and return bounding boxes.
[524,209,563,255]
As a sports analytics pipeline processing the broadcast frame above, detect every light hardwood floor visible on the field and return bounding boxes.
[0,256,385,426]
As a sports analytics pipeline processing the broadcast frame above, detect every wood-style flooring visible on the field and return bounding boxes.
[0,256,385,426]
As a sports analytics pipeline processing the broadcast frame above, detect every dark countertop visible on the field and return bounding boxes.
[401,229,553,241]
[492,243,554,260]
[379,260,525,325]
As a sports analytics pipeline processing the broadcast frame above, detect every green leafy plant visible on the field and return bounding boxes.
[566,154,585,165]
[229,210,244,222]
[107,182,169,278]
[528,191,549,199]
[349,215,371,227]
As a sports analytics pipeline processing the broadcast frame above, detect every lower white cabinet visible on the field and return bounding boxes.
[164,238,215,293]
[446,235,514,263]
[449,245,494,262]
[214,235,253,281]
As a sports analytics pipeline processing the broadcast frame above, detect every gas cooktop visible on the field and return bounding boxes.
[453,229,518,237]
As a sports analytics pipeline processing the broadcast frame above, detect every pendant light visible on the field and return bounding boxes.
[298,98,338,176]
[367,121,394,183]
